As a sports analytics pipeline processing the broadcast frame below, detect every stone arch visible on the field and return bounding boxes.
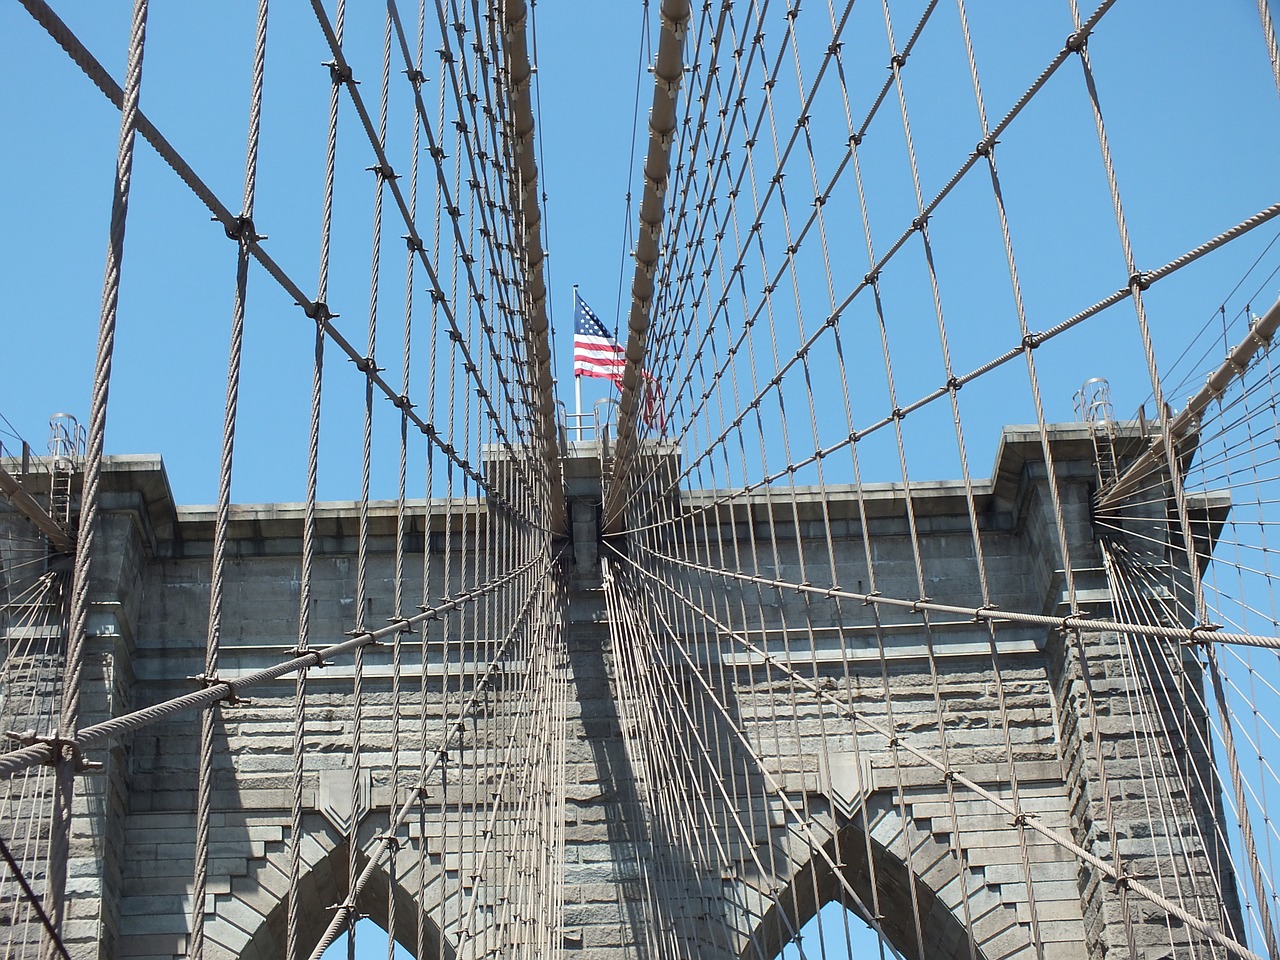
[203,814,456,960]
[742,813,983,960]
[740,788,1066,960]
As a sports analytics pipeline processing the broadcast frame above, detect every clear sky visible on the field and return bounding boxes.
[2,2,1277,506]
[3,2,1280,958]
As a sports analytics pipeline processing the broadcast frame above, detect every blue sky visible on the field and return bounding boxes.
[2,2,1277,506]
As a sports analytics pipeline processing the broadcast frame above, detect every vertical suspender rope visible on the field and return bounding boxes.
[43,3,149,957]
[290,3,346,958]
[191,2,269,955]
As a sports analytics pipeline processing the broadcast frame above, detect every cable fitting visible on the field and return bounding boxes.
[304,300,335,324]
[1065,31,1088,53]
[1021,333,1038,350]
[324,60,353,85]
[864,270,879,286]
[1186,622,1222,646]
[6,732,100,772]
[288,646,327,667]
[393,394,414,413]
[849,132,863,148]
[911,215,929,232]
[404,67,427,85]
[352,355,381,374]
[1129,271,1151,292]
[224,215,260,243]
[369,163,397,181]
[891,407,904,421]
[190,673,246,705]
[946,375,962,392]
[889,52,908,69]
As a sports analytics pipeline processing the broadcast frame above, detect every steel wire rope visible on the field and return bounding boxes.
[190,1,269,955]
[305,555,553,960]
[1258,0,1280,99]
[310,0,543,510]
[41,2,149,954]
[603,558,816,959]
[389,1,427,952]
[1068,1,1264,947]
[623,199,1280,539]
[1111,548,1279,945]
[288,2,347,952]
[607,541,1271,960]
[0,831,70,960]
[624,0,1092,508]
[16,0,537,528]
[1104,543,1227,955]
[609,554,960,957]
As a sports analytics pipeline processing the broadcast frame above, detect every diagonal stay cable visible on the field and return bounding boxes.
[626,197,1280,535]
[629,538,1280,649]
[17,0,537,528]
[305,551,561,960]
[0,551,550,781]
[0,831,71,960]
[308,0,539,501]
[606,542,1266,960]
[625,0,1122,507]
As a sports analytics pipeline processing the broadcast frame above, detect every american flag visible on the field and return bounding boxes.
[572,289,667,432]
[572,291,625,381]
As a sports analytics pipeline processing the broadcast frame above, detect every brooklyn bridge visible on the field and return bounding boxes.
[1,2,1280,960]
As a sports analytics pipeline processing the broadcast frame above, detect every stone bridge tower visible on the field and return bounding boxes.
[0,424,1242,959]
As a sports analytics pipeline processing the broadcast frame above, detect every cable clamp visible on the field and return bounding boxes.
[189,673,247,705]
[323,60,353,85]
[864,270,879,286]
[303,300,336,324]
[222,215,262,243]
[287,646,328,667]
[368,163,398,181]
[1065,31,1088,54]
[661,12,688,42]
[391,394,414,413]
[386,616,416,635]
[1186,622,1222,646]
[1021,332,1039,350]
[849,131,863,148]
[6,731,100,772]
[352,355,382,374]
[889,52,908,70]
[946,375,962,393]
[327,899,361,919]
[863,590,881,606]
[911,214,929,232]
[1129,271,1151,292]
[373,833,402,851]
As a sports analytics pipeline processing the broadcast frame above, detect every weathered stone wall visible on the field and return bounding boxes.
[0,427,1242,960]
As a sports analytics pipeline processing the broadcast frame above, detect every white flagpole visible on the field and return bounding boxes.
[573,285,582,441]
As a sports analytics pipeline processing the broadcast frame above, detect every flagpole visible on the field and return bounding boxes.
[573,284,582,442]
